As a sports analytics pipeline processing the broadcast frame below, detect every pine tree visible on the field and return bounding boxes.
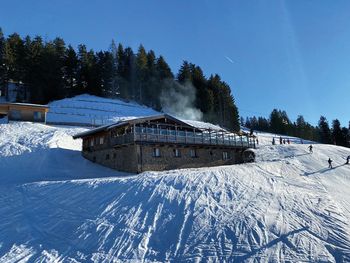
[24,36,44,103]
[318,116,332,144]
[191,65,213,114]
[177,61,192,83]
[63,45,78,96]
[135,45,148,103]
[332,119,346,146]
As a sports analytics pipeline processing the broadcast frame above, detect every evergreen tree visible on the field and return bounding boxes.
[63,45,78,96]
[24,36,44,102]
[135,44,148,103]
[177,61,192,83]
[318,116,332,144]
[191,65,213,114]
[332,119,346,146]
[156,55,173,80]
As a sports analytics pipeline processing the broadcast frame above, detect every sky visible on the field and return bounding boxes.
[1,0,349,126]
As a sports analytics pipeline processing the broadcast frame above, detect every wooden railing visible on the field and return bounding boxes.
[110,129,255,149]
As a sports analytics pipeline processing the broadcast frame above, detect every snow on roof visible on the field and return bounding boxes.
[182,119,226,131]
[72,114,229,139]
[7,102,49,108]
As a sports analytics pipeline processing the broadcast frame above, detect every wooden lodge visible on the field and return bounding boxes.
[0,103,49,123]
[73,114,256,173]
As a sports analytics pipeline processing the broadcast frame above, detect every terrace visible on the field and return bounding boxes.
[109,124,256,149]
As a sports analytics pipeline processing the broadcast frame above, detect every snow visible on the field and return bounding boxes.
[47,94,160,126]
[1,95,350,262]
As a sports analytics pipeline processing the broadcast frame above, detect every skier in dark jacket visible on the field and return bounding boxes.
[328,158,333,169]
[346,155,350,164]
[308,145,313,153]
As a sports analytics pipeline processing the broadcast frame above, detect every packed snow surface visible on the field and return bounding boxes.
[1,96,350,262]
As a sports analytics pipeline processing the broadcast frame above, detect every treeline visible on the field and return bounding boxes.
[243,109,350,147]
[0,28,240,131]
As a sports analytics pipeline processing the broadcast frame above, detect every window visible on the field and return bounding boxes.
[174,148,181,157]
[190,149,197,158]
[33,111,42,120]
[90,139,94,147]
[99,137,104,145]
[11,110,21,120]
[106,154,110,160]
[153,148,160,157]
[223,151,229,160]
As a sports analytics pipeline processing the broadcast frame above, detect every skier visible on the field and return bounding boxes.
[283,139,286,144]
[280,136,283,144]
[308,145,313,153]
[328,158,333,169]
[272,137,275,145]
[346,155,350,164]
[287,139,290,144]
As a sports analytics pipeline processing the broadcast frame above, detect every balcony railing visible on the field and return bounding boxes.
[110,127,255,149]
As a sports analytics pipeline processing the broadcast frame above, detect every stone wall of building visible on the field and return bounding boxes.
[138,144,243,172]
[82,142,244,173]
[83,145,139,173]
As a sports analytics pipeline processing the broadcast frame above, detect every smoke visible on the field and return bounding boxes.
[160,80,203,121]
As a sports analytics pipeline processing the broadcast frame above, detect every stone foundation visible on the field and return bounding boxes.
[82,143,244,173]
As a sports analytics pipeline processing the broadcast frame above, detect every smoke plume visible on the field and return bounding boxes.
[160,80,203,121]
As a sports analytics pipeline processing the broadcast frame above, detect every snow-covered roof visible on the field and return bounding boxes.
[182,119,226,132]
[0,102,49,109]
[72,114,198,139]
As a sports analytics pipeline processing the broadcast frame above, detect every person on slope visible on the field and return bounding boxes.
[308,145,313,153]
[272,137,275,145]
[346,155,350,164]
[328,158,333,169]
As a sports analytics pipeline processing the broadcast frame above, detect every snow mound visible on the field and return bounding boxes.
[47,94,160,126]
[0,121,350,261]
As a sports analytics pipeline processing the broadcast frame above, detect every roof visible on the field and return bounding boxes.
[0,102,49,109]
[72,114,198,139]
[7,103,49,109]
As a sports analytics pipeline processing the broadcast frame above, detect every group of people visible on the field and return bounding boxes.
[308,144,350,169]
[272,136,290,145]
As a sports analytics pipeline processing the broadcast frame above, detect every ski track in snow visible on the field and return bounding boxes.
[0,98,350,262]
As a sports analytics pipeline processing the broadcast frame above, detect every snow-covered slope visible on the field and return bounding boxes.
[1,98,350,262]
[1,124,349,262]
[47,94,160,126]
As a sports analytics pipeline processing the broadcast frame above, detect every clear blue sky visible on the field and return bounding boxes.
[1,0,349,126]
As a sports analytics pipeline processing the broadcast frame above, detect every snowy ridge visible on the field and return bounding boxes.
[1,98,350,261]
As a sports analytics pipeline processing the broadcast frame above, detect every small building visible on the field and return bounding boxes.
[0,103,49,123]
[0,80,30,102]
[73,114,256,173]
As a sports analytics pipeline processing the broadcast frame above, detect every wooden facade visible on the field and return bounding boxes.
[0,103,49,122]
[73,114,256,173]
